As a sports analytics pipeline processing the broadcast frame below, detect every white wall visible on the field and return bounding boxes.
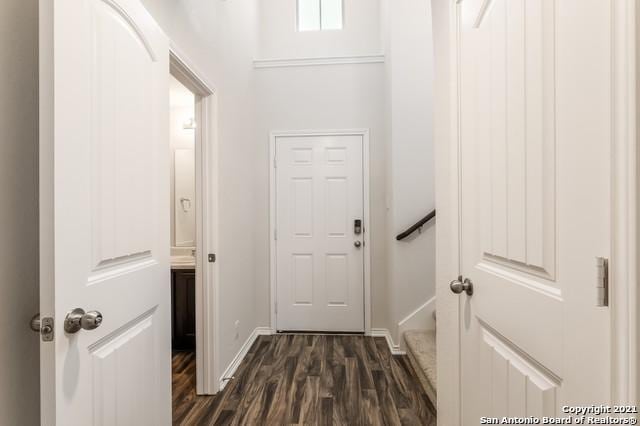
[253,0,390,330]
[382,0,436,343]
[169,77,196,247]
[253,64,390,329]
[0,0,40,423]
[140,0,262,379]
[254,0,437,337]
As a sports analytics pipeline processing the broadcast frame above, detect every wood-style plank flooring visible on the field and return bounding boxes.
[173,334,436,425]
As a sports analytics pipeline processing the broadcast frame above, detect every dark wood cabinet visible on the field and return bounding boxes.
[171,269,196,350]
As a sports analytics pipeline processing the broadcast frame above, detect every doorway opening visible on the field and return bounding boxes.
[169,48,219,408]
[169,75,198,406]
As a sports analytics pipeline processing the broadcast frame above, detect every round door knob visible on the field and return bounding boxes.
[450,276,474,296]
[354,241,362,248]
[64,308,104,334]
[81,311,103,330]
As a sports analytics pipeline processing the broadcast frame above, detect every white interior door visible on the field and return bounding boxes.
[39,0,170,424]
[456,0,611,422]
[275,134,365,332]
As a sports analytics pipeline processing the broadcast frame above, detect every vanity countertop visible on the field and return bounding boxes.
[171,247,196,270]
[171,259,195,270]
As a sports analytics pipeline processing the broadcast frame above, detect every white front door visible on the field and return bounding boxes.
[275,134,365,332]
[39,0,170,424]
[456,0,610,422]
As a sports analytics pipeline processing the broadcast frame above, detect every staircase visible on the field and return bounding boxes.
[404,328,437,405]
[396,212,438,405]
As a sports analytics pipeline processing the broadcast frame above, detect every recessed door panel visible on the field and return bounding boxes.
[293,254,314,305]
[91,0,157,272]
[325,254,349,306]
[292,178,314,237]
[325,178,348,237]
[91,309,157,424]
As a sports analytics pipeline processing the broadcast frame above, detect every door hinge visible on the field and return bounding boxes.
[275,301,278,314]
[274,228,278,240]
[596,257,609,307]
[30,314,54,342]
[208,253,216,263]
[273,157,277,169]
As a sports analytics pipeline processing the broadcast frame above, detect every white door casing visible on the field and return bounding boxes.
[39,0,171,424]
[455,0,612,422]
[169,47,220,395]
[272,133,368,332]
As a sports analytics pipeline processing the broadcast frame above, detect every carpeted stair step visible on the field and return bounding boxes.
[404,329,437,405]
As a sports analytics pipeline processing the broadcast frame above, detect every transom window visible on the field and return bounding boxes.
[297,0,343,32]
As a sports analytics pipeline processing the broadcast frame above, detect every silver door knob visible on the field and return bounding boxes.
[450,276,474,296]
[64,308,103,334]
[354,241,362,248]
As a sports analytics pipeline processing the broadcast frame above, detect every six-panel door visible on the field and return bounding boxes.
[275,135,365,332]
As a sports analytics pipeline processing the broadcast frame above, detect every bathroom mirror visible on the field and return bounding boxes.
[174,148,195,247]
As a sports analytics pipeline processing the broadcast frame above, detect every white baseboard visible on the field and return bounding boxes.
[398,296,437,332]
[218,326,274,390]
[397,297,437,351]
[370,328,406,355]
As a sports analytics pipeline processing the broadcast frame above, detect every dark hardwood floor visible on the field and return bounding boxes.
[172,334,436,425]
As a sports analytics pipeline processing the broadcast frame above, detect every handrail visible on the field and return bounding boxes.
[396,209,436,241]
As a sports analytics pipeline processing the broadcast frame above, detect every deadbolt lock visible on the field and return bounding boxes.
[354,219,363,235]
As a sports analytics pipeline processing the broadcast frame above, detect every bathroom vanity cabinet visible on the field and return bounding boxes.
[171,269,196,350]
